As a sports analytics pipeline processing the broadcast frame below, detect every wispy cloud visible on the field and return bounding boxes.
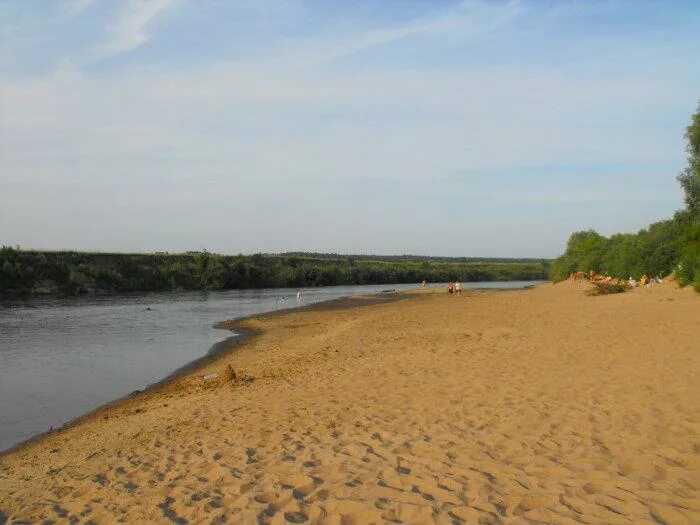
[1,0,698,255]
[81,0,180,66]
[58,0,96,16]
[282,0,527,67]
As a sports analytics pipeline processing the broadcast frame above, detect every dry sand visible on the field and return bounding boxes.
[1,282,699,524]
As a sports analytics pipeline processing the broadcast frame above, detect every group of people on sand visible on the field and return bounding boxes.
[447,281,463,295]
[570,271,663,288]
[628,274,663,288]
[570,271,612,283]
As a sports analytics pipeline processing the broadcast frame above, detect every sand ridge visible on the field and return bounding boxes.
[0,282,699,524]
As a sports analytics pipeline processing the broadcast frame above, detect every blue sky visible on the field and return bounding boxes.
[1,0,699,257]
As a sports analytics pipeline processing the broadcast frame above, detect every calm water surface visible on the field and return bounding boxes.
[0,281,541,451]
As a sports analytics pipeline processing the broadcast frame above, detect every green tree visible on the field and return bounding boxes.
[552,103,700,290]
[678,103,700,218]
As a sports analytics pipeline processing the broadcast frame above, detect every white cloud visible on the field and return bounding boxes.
[0,0,697,255]
[80,0,180,66]
[2,60,689,181]
[58,0,96,16]
[272,0,527,67]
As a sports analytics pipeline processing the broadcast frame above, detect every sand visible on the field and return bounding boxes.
[1,282,699,524]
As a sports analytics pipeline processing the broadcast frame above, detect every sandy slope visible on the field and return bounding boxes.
[1,282,698,524]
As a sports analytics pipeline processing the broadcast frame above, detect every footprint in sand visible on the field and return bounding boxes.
[284,511,309,523]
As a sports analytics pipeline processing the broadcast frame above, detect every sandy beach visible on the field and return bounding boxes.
[1,282,698,524]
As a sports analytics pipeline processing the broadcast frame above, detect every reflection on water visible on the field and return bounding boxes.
[0,281,542,451]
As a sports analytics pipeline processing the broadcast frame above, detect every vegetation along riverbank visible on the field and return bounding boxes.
[551,105,700,291]
[0,249,549,296]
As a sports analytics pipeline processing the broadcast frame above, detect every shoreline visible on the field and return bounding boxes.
[0,290,415,456]
[2,281,696,524]
[0,277,549,301]
[1,285,530,455]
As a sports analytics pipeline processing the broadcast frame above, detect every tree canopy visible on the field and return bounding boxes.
[551,103,700,291]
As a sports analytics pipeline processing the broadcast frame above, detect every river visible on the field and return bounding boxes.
[0,281,542,451]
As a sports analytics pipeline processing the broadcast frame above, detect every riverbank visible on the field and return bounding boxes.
[0,291,411,456]
[0,247,549,296]
[1,283,698,524]
[0,283,435,452]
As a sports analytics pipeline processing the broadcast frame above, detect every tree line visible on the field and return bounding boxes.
[550,104,700,291]
[0,249,549,296]
[281,252,545,264]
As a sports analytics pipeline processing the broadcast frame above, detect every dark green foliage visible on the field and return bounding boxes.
[551,230,607,280]
[675,103,700,291]
[678,104,700,219]
[675,222,700,290]
[0,248,548,296]
[550,216,691,284]
[552,103,700,291]
[282,252,544,264]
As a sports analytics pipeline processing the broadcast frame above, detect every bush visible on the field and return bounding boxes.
[675,222,700,289]
[588,280,631,295]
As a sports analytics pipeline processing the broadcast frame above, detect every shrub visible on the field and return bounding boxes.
[588,281,631,295]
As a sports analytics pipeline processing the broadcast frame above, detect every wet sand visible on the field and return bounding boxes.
[1,283,698,524]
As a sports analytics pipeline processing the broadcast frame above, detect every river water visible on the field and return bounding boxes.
[0,281,541,451]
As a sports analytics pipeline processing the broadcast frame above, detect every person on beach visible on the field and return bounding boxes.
[447,282,454,294]
[455,281,463,295]
[296,291,302,301]
[422,280,427,288]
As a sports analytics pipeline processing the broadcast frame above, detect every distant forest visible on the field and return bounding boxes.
[0,250,550,296]
[550,103,700,291]
[281,252,545,264]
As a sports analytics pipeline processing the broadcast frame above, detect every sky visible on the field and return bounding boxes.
[1,0,699,258]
